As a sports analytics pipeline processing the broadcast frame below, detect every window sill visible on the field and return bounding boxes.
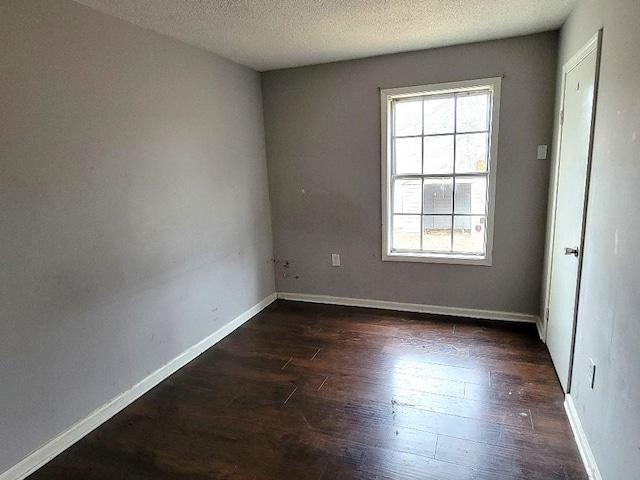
[382,251,492,266]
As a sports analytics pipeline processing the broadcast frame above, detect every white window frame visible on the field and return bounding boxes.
[381,77,501,266]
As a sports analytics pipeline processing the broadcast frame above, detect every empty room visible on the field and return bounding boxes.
[1,0,638,479]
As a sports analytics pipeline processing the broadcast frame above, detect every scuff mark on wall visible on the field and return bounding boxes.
[271,258,300,279]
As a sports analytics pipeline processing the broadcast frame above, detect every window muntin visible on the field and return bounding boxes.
[381,78,500,265]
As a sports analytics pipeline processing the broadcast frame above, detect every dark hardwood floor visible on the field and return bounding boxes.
[28,300,588,479]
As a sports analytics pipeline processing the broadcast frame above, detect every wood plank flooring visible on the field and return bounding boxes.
[28,300,588,479]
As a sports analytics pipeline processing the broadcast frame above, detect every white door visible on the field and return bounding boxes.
[546,35,600,392]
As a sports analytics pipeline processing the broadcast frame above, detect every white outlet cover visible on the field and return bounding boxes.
[331,254,341,266]
[537,144,548,160]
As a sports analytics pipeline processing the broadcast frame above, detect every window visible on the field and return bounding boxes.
[381,77,501,265]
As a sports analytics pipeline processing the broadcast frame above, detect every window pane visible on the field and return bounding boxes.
[455,133,488,173]
[394,137,422,174]
[422,215,452,252]
[454,177,487,214]
[423,135,453,174]
[453,216,486,253]
[456,93,489,133]
[423,178,453,214]
[424,96,454,134]
[393,215,421,250]
[394,99,422,136]
[393,179,422,214]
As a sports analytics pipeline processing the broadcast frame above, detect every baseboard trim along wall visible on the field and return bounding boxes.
[277,292,540,324]
[0,293,277,480]
[536,318,546,341]
[564,394,602,480]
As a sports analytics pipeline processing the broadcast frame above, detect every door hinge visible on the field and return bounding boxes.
[560,110,564,125]
[545,307,549,321]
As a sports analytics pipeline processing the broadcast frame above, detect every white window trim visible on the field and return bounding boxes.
[381,77,501,266]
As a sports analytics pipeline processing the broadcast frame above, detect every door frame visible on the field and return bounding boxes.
[541,30,602,392]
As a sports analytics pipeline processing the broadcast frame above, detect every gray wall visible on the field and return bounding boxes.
[262,32,558,315]
[555,0,640,478]
[0,0,274,474]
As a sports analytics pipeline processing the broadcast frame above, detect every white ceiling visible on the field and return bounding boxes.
[73,0,578,71]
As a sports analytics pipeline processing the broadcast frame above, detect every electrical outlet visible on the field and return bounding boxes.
[587,358,596,389]
[331,254,341,267]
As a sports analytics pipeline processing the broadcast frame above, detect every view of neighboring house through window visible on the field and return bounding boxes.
[381,77,501,265]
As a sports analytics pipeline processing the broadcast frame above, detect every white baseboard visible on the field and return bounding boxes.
[564,394,602,480]
[536,318,545,341]
[0,292,277,480]
[276,292,539,324]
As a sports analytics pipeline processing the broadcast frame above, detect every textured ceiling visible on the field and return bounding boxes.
[72,0,578,71]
